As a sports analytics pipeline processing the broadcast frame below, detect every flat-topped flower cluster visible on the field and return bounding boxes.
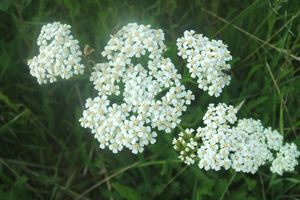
[173,103,300,174]
[79,23,194,154]
[28,22,84,84]
[28,22,299,175]
[177,30,232,97]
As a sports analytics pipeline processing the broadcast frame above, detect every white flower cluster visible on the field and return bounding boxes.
[28,22,298,175]
[271,143,300,175]
[80,23,194,154]
[27,22,84,84]
[173,103,300,174]
[197,103,237,171]
[230,119,276,173]
[176,30,232,97]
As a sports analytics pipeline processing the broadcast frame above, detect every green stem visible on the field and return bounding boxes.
[177,125,184,132]
[219,171,237,200]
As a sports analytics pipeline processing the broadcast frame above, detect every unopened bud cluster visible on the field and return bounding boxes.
[173,129,201,165]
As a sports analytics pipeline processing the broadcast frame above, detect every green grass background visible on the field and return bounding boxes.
[0,0,300,199]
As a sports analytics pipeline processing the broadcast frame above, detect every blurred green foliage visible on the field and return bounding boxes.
[0,0,300,199]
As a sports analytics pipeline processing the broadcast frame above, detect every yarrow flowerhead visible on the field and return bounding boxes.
[270,143,300,175]
[173,103,300,174]
[79,23,194,154]
[202,103,237,127]
[28,21,299,175]
[176,30,232,97]
[230,119,275,173]
[197,103,237,171]
[27,22,84,84]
